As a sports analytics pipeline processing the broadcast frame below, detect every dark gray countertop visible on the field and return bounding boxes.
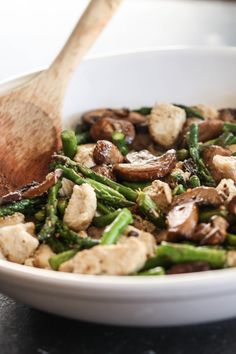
[1,294,236,354]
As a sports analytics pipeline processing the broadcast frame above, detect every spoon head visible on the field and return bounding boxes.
[0,95,61,196]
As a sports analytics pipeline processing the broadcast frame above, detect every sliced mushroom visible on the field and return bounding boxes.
[125,150,159,165]
[173,187,223,207]
[228,195,236,215]
[212,155,236,183]
[131,133,152,151]
[198,120,224,143]
[167,262,210,274]
[93,140,123,165]
[82,108,146,126]
[149,103,186,147]
[90,117,135,144]
[218,108,236,122]
[0,170,62,204]
[113,150,177,182]
[92,165,116,180]
[202,145,231,182]
[192,216,228,245]
[167,202,198,239]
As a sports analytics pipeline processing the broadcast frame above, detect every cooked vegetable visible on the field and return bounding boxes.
[61,130,77,159]
[3,102,236,277]
[101,208,133,245]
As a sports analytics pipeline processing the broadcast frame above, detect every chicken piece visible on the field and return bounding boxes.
[63,184,97,231]
[73,144,96,168]
[192,216,228,245]
[32,244,55,269]
[24,257,34,267]
[59,178,74,197]
[218,108,236,122]
[227,144,236,154]
[93,140,123,165]
[194,104,219,120]
[143,180,172,212]
[59,237,149,275]
[0,212,25,228]
[123,226,156,257]
[0,223,39,264]
[149,103,186,147]
[24,222,36,236]
[212,155,236,183]
[167,202,198,239]
[216,179,236,203]
[202,146,231,182]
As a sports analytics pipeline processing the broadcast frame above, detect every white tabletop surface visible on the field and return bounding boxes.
[0,0,235,81]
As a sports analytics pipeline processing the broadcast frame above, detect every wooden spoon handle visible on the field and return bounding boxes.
[45,0,122,100]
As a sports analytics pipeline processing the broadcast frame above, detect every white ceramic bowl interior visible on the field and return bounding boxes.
[0,48,236,326]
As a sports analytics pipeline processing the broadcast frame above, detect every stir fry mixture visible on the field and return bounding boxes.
[1,103,236,276]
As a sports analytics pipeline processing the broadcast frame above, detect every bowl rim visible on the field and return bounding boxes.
[1,46,236,294]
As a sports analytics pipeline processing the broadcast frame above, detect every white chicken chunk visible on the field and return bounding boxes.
[0,212,25,228]
[143,180,172,212]
[122,226,156,257]
[0,223,39,264]
[33,244,55,269]
[149,103,186,147]
[59,178,75,197]
[216,179,236,203]
[73,144,96,168]
[194,104,219,120]
[0,249,6,260]
[59,237,148,275]
[63,184,97,231]
[213,155,236,182]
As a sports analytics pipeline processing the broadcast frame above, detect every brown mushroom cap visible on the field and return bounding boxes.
[167,202,198,238]
[173,187,223,207]
[191,216,228,245]
[82,108,146,126]
[90,117,135,144]
[113,149,177,182]
[167,261,210,274]
[91,165,116,181]
[198,120,224,143]
[93,140,124,165]
[202,145,231,183]
[218,108,236,122]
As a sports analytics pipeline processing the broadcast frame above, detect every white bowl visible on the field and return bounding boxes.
[0,48,236,326]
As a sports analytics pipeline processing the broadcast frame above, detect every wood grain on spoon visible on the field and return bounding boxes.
[0,0,122,196]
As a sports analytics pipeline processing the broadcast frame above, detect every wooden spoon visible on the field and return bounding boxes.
[0,0,122,196]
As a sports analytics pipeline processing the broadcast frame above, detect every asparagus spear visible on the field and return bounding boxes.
[34,209,45,221]
[203,132,236,147]
[123,181,151,190]
[226,233,236,248]
[223,122,236,134]
[54,154,137,202]
[137,266,165,276]
[187,124,215,185]
[38,181,62,242]
[49,249,78,270]
[141,254,166,271]
[176,148,189,161]
[76,131,90,145]
[174,104,204,120]
[93,209,121,227]
[57,221,99,248]
[188,175,201,188]
[101,208,133,245]
[57,164,133,208]
[97,202,115,215]
[156,242,226,268]
[47,237,69,254]
[0,197,44,217]
[112,131,129,155]
[61,130,77,159]
[132,107,152,115]
[172,184,186,196]
[199,208,228,222]
[136,192,165,228]
[57,198,68,216]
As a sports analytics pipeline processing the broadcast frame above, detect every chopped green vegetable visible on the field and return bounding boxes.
[112,131,129,156]
[61,130,77,159]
